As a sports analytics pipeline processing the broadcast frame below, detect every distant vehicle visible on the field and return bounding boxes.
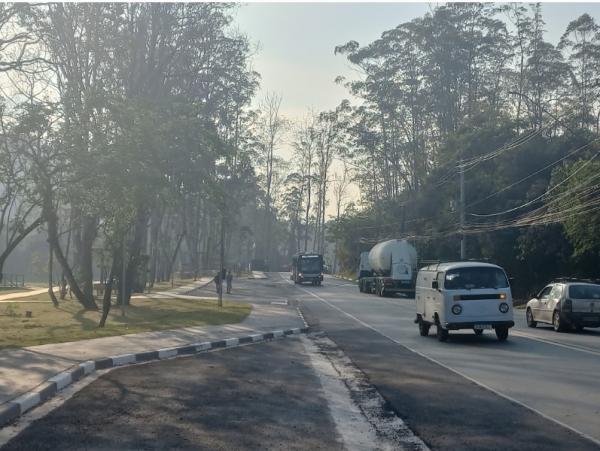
[251,258,268,272]
[358,240,417,297]
[415,262,514,342]
[291,253,323,285]
[526,280,600,332]
[357,251,372,279]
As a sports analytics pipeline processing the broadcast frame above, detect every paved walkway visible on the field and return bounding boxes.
[0,278,303,406]
[0,288,53,303]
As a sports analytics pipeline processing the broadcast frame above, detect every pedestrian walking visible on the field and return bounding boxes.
[226,270,233,294]
[214,272,222,294]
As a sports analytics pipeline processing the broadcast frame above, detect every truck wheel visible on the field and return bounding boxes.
[495,326,509,341]
[358,281,363,292]
[419,321,430,337]
[436,325,449,342]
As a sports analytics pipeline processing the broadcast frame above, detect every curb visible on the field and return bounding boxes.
[0,326,309,428]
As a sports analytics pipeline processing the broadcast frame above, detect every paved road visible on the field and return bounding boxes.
[281,273,600,450]
[5,273,600,450]
[2,339,344,451]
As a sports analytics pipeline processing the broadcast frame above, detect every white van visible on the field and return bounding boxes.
[415,262,514,342]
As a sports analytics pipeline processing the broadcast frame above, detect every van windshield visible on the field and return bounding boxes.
[445,267,509,290]
[569,284,600,299]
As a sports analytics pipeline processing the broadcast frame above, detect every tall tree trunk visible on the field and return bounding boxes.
[43,188,96,310]
[99,256,117,328]
[124,208,148,304]
[78,215,97,307]
[48,242,59,308]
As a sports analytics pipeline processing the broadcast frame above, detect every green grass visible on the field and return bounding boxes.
[0,293,251,348]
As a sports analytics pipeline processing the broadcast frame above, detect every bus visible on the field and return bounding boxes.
[291,253,324,285]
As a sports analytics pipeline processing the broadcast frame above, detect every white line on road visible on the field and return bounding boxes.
[286,274,600,448]
[511,330,600,357]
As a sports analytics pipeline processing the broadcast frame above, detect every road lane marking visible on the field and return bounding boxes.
[511,330,600,357]
[285,275,600,448]
[303,335,429,451]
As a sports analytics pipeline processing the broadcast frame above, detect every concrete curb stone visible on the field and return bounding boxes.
[0,326,309,428]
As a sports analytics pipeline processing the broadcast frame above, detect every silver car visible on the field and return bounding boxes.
[526,281,600,332]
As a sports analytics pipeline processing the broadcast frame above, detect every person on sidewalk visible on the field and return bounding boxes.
[213,272,222,294]
[226,270,233,294]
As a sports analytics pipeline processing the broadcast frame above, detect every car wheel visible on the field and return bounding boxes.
[526,308,537,328]
[436,325,449,342]
[495,326,509,341]
[575,325,584,332]
[474,329,484,336]
[553,311,566,332]
[419,321,430,337]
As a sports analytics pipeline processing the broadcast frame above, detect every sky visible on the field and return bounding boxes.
[232,2,600,215]
[234,2,600,123]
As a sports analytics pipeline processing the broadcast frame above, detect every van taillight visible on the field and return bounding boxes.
[563,299,572,312]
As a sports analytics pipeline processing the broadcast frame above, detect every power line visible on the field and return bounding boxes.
[466,137,600,209]
[469,148,600,218]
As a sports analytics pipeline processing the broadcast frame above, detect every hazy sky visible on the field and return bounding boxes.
[233,2,600,215]
[234,2,600,123]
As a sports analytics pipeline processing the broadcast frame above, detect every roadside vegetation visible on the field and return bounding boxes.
[0,3,597,325]
[0,296,251,348]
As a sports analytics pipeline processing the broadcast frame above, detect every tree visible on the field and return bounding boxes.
[255,93,286,266]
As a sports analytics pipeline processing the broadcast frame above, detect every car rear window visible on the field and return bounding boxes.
[445,267,509,290]
[569,284,600,300]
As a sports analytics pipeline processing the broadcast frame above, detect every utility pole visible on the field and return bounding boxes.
[459,160,466,260]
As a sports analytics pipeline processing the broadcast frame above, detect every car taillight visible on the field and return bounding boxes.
[563,299,572,312]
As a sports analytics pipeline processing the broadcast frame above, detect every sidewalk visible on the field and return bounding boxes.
[0,278,303,407]
[0,288,53,303]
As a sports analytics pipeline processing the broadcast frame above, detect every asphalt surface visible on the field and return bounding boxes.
[280,273,600,450]
[5,272,600,450]
[2,338,343,451]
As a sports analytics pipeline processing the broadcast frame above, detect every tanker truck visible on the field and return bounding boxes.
[358,239,417,297]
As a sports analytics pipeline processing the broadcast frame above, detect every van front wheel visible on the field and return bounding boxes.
[419,321,430,337]
[495,326,509,341]
[436,325,449,342]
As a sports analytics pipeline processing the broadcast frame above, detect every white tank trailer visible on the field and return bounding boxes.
[358,239,418,297]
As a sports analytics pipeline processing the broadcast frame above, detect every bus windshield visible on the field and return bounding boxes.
[445,267,509,290]
[300,256,321,273]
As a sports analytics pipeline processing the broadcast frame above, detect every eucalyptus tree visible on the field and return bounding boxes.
[254,93,287,266]
[559,14,600,130]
